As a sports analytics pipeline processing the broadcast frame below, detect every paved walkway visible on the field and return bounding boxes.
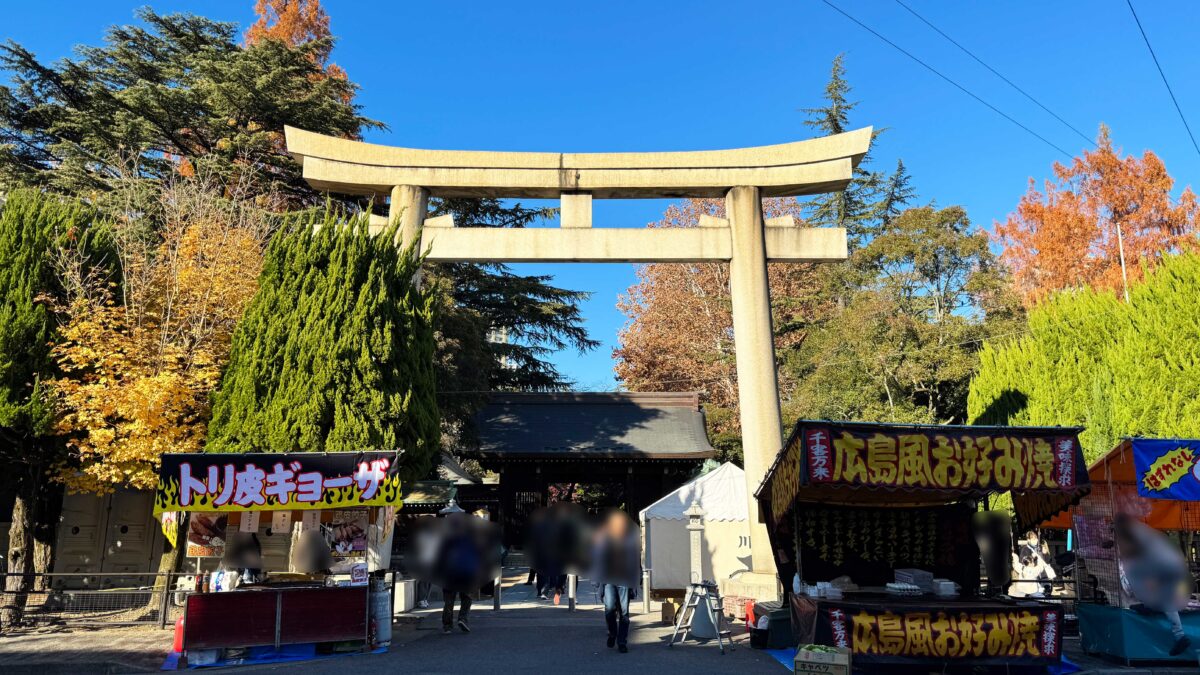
[245,605,776,675]
[0,624,169,674]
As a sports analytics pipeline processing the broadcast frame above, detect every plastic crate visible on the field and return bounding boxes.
[723,595,752,621]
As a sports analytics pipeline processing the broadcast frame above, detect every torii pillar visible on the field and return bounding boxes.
[727,185,783,583]
[283,125,873,600]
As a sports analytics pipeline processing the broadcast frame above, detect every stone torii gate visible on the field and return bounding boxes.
[284,125,872,595]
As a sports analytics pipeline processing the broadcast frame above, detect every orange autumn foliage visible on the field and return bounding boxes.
[245,0,348,82]
[615,198,829,439]
[50,183,269,492]
[995,126,1200,305]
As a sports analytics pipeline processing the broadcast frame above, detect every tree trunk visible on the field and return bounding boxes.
[31,482,62,592]
[1,479,36,631]
[148,512,189,621]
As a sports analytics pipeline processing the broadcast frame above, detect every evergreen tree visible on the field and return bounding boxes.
[801,54,886,246]
[968,253,1200,462]
[207,210,440,483]
[426,197,599,445]
[0,190,107,628]
[785,206,1016,424]
[877,159,917,227]
[0,8,375,208]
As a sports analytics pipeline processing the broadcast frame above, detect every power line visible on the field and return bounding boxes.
[893,0,1096,148]
[1124,0,1200,159]
[817,0,1075,159]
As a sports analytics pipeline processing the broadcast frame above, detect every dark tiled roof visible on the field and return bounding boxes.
[467,392,716,461]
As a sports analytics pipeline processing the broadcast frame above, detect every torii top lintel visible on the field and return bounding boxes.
[283,126,873,200]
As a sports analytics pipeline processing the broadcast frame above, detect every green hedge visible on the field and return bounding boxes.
[968,253,1200,464]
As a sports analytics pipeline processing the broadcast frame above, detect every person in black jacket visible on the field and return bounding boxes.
[591,510,640,653]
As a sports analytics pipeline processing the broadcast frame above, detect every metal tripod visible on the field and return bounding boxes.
[667,580,729,654]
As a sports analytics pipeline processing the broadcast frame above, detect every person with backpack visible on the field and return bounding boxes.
[436,513,486,634]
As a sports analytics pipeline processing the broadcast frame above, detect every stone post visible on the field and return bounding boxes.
[388,184,428,249]
[685,502,705,584]
[726,185,781,580]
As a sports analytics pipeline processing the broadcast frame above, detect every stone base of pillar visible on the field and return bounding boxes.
[719,570,782,605]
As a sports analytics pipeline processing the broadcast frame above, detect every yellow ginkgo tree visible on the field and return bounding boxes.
[51,178,270,493]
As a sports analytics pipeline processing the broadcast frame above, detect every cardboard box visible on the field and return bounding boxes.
[661,598,681,625]
[794,645,852,675]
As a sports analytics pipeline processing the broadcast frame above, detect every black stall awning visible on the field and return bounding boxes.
[756,420,1090,531]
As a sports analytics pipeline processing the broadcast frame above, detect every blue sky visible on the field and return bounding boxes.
[6,1,1199,389]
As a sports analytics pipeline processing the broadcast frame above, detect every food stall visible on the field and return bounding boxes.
[1042,438,1200,663]
[756,420,1090,669]
[154,452,402,667]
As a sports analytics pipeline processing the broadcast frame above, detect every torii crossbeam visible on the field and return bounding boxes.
[285,125,873,599]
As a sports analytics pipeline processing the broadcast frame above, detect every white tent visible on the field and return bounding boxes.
[639,462,751,591]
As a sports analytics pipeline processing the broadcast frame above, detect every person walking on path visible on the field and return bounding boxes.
[592,510,640,653]
[437,515,481,633]
[411,509,499,635]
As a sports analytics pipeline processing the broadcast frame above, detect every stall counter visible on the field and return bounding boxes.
[791,593,1064,666]
[1078,603,1200,664]
[184,585,369,651]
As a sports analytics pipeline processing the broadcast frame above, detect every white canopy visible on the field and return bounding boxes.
[639,463,751,591]
[640,462,747,523]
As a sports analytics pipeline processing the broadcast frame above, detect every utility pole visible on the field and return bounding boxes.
[1115,222,1130,303]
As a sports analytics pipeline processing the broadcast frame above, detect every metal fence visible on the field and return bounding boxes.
[0,572,192,629]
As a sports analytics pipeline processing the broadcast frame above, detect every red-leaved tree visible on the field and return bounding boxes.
[995,125,1199,305]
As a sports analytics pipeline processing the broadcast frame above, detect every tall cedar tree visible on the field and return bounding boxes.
[801,54,885,247]
[995,125,1199,305]
[427,198,599,447]
[0,9,377,208]
[0,191,108,629]
[780,59,1020,426]
[207,212,440,484]
[969,252,1200,463]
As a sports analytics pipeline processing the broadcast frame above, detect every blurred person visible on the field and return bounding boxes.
[592,510,640,653]
[437,514,480,633]
[1112,510,1193,656]
[410,515,440,609]
[406,511,500,634]
[972,511,1012,596]
[527,502,590,603]
[221,531,264,585]
[290,528,333,574]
